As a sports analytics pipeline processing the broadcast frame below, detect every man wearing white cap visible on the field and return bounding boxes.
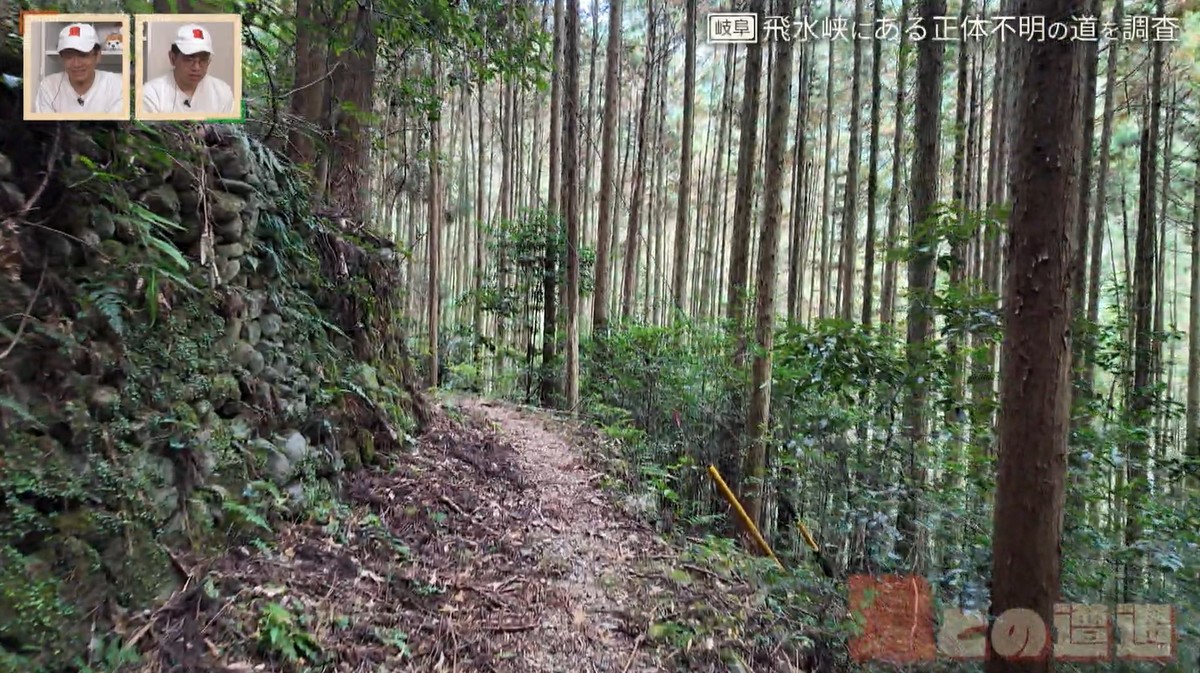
[142,23,234,114]
[34,23,124,114]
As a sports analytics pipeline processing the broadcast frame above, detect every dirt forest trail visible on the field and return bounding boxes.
[141,394,832,672]
[452,396,673,673]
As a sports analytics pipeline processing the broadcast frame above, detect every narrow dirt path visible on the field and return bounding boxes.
[454,396,673,673]
[137,395,830,672]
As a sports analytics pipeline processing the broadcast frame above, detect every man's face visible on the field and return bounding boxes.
[170,50,211,87]
[60,49,99,84]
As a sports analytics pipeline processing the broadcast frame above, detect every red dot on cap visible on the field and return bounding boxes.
[69,26,80,36]
[193,29,203,38]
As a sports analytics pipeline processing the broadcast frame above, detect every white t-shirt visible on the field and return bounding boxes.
[34,70,124,114]
[142,72,234,114]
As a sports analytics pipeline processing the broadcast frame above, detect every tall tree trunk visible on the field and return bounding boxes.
[1188,162,1200,463]
[672,0,697,314]
[838,0,864,321]
[474,75,486,382]
[541,0,565,406]
[591,0,622,332]
[818,7,837,321]
[943,0,971,501]
[1069,0,1101,418]
[326,1,377,223]
[895,0,945,571]
[427,50,443,388]
[787,36,812,323]
[727,0,766,353]
[583,0,601,268]
[702,50,738,321]
[287,0,327,174]
[860,0,882,326]
[743,0,793,528]
[620,0,657,322]
[880,0,909,327]
[1125,1,1164,599]
[986,0,1081,668]
[564,0,582,412]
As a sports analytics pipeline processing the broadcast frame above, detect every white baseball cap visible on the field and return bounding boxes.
[57,23,99,53]
[173,24,213,55]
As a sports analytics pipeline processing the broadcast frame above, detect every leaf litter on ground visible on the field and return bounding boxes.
[124,395,841,673]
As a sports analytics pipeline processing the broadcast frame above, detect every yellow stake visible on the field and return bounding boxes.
[796,519,820,554]
[706,465,783,568]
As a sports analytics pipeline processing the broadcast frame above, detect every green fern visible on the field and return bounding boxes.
[84,285,128,336]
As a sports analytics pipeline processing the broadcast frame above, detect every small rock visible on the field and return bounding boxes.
[89,386,121,417]
[230,415,255,440]
[243,319,262,345]
[78,227,100,249]
[91,208,116,239]
[260,313,283,338]
[217,258,241,283]
[170,168,198,191]
[177,188,200,215]
[212,145,251,180]
[173,215,204,246]
[279,431,309,464]
[216,242,244,258]
[208,373,240,404]
[242,205,260,234]
[209,190,247,223]
[232,342,257,367]
[285,482,306,508]
[217,178,256,196]
[150,486,179,515]
[140,185,180,217]
[251,381,272,405]
[265,450,292,484]
[100,239,126,259]
[215,216,243,241]
[244,291,266,320]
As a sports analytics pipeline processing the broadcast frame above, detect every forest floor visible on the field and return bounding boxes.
[135,395,833,673]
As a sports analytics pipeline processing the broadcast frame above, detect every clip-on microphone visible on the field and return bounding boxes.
[77,96,84,105]
[183,99,191,107]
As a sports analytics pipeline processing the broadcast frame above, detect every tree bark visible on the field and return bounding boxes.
[743,0,793,529]
[564,0,582,412]
[726,0,765,359]
[672,0,697,314]
[326,0,377,222]
[427,50,443,388]
[838,0,865,321]
[620,0,657,322]
[591,0,622,332]
[541,0,565,406]
[986,0,1082,669]
[895,0,945,571]
[880,0,908,327]
[1125,0,1164,598]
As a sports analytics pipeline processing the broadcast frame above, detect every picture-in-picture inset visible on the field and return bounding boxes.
[23,14,131,121]
[135,14,242,121]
